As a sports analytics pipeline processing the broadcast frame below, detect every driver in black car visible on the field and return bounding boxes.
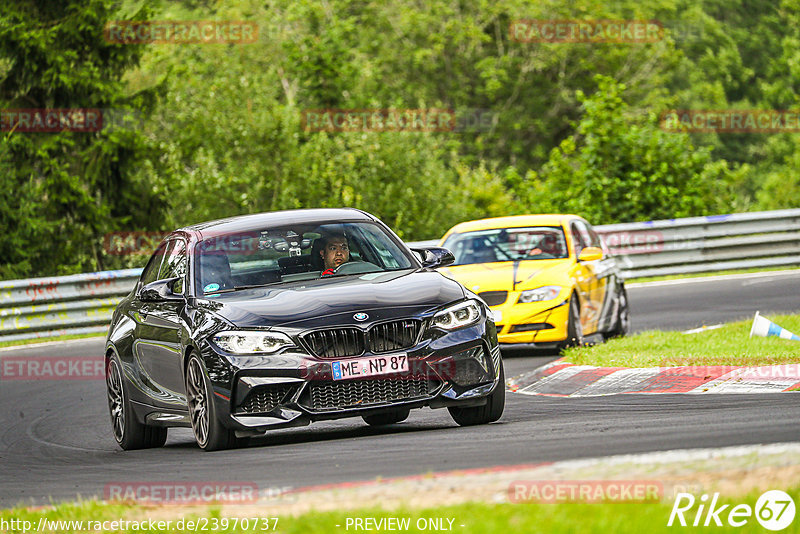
[319,233,350,276]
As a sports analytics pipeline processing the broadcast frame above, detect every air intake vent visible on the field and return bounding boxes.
[235,384,295,414]
[478,291,508,306]
[306,379,433,412]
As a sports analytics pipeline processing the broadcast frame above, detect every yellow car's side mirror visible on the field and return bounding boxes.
[578,246,603,262]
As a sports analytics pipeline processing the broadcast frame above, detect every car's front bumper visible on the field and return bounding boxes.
[492,297,570,345]
[198,321,502,435]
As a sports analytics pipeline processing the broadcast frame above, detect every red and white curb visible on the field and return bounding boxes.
[509,360,800,397]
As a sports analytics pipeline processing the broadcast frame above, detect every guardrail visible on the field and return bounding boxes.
[0,269,141,343]
[2,209,799,342]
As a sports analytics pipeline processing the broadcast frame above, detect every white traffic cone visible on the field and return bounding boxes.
[749,311,800,340]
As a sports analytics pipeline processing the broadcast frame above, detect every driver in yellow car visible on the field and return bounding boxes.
[320,233,350,275]
[527,233,559,257]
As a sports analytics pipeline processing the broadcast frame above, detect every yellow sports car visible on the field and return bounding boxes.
[438,214,630,349]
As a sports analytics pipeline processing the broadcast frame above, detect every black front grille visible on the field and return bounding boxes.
[368,320,421,353]
[302,320,421,359]
[307,379,432,411]
[509,323,554,333]
[236,384,295,414]
[302,328,365,358]
[478,291,508,306]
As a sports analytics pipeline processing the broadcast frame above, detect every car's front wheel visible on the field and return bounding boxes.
[605,286,630,339]
[362,408,410,426]
[563,294,584,349]
[106,354,167,450]
[185,353,238,451]
[448,363,505,426]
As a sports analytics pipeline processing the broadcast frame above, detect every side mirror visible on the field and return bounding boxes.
[140,277,184,301]
[412,247,455,268]
[578,246,603,262]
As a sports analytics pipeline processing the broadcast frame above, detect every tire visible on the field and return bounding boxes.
[185,353,238,451]
[106,354,167,450]
[562,293,584,349]
[362,408,410,426]
[606,286,631,339]
[448,363,505,426]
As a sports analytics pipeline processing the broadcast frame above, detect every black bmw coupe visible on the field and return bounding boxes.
[105,208,504,450]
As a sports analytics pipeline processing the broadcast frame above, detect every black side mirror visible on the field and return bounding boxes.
[412,247,455,268]
[140,277,184,302]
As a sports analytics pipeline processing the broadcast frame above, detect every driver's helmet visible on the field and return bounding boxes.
[538,234,559,255]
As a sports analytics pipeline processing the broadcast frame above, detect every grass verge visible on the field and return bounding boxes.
[564,313,800,368]
[3,489,798,533]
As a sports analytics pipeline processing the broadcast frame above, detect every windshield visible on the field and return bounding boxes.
[194,221,415,295]
[442,226,569,265]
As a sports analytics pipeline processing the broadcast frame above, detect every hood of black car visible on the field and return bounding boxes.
[195,269,465,329]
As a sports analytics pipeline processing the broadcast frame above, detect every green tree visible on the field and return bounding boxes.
[0,0,165,277]
[527,76,747,223]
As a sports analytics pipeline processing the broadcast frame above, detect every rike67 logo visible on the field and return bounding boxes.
[668,490,796,530]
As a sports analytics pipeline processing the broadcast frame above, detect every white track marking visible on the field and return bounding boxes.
[517,365,595,394]
[571,368,662,397]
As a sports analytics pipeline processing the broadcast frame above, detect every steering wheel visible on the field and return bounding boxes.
[332,261,382,275]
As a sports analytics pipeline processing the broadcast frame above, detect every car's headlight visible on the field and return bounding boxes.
[518,285,561,303]
[431,299,482,330]
[212,330,295,354]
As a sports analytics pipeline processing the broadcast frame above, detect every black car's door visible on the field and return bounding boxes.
[132,238,189,408]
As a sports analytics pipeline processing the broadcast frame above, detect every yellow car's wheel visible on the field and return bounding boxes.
[606,286,630,339]
[564,294,584,348]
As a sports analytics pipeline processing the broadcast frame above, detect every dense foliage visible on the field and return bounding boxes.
[2,0,798,277]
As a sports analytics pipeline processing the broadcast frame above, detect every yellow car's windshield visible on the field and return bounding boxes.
[443,226,568,265]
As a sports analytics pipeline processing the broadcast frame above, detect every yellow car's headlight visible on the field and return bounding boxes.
[518,285,561,303]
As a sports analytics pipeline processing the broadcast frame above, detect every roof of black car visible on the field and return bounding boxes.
[180,208,376,236]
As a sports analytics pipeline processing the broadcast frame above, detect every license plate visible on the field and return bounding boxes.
[331,353,408,380]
